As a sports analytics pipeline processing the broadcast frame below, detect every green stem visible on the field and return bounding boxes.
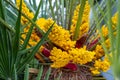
[106,0,114,58]
[68,0,75,30]
[73,0,86,40]
[0,17,15,32]
[48,0,55,20]
[61,0,64,27]
[89,0,109,55]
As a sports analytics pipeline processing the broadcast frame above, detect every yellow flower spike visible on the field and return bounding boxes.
[112,12,118,26]
[98,12,118,39]
[70,1,90,39]
[21,25,40,50]
[93,58,110,73]
[16,0,34,24]
[105,39,110,49]
[69,47,95,65]
[94,45,105,59]
[49,47,71,68]
[102,25,108,37]
[36,18,47,31]
[90,68,100,75]
[36,18,76,50]
[101,60,110,72]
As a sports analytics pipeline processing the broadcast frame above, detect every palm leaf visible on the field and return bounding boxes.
[44,67,51,80]
[0,0,54,79]
[18,22,55,73]
[13,0,22,63]
[0,0,12,78]
[73,0,86,40]
[21,0,43,50]
[36,65,43,80]
[4,0,44,35]
[24,64,29,80]
[89,0,109,54]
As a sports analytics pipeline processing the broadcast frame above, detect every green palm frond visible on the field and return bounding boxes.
[0,0,54,79]
[89,0,120,79]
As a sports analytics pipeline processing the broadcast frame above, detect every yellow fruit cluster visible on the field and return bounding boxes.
[70,1,90,39]
[94,45,104,59]
[36,18,48,32]
[50,47,96,68]
[16,0,34,24]
[69,47,95,65]
[102,25,108,37]
[16,0,43,50]
[16,0,111,75]
[49,47,71,68]
[101,13,118,49]
[37,17,97,69]
[94,12,118,59]
[36,18,76,50]
[90,56,110,75]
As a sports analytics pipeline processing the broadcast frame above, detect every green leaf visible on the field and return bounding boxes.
[18,22,55,73]
[14,65,17,80]
[18,46,35,55]
[0,0,5,20]
[0,0,10,78]
[106,0,114,57]
[0,17,15,32]
[4,0,44,35]
[44,0,48,18]
[0,32,8,77]
[6,7,17,27]
[73,0,86,40]
[48,0,55,20]
[45,67,51,80]
[89,0,109,55]
[33,0,37,11]
[65,0,71,29]
[112,0,120,78]
[21,0,43,50]
[7,32,13,77]
[116,0,120,62]
[24,0,35,13]
[13,0,22,60]
[36,65,43,80]
[24,64,29,80]
[61,0,65,27]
